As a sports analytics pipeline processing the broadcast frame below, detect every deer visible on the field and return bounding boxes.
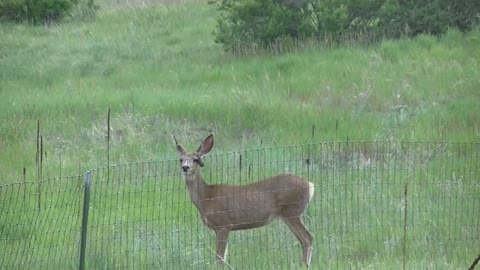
[172,133,315,268]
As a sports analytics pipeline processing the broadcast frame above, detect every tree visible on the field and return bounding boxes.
[0,0,97,24]
[211,0,480,52]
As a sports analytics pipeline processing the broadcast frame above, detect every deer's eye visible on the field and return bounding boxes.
[193,158,199,163]
[179,158,183,163]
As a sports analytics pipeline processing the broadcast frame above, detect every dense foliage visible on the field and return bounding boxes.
[212,0,480,50]
[0,0,97,24]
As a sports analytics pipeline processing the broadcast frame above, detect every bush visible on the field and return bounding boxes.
[0,0,96,24]
[211,0,480,51]
[0,0,28,22]
[213,0,317,50]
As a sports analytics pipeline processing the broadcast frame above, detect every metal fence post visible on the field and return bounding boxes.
[79,171,91,270]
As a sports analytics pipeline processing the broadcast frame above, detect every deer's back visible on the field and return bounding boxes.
[202,173,313,230]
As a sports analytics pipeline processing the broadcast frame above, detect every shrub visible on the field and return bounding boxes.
[211,0,480,52]
[213,0,317,50]
[0,0,96,24]
[0,0,28,23]
[30,0,76,24]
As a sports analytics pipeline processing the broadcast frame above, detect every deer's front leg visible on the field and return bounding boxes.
[215,227,230,264]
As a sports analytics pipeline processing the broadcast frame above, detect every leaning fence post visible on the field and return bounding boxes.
[79,171,91,270]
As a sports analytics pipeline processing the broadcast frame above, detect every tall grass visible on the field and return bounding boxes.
[0,1,479,268]
[1,0,479,182]
[1,142,478,269]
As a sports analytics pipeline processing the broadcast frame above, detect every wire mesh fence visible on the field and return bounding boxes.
[1,141,479,269]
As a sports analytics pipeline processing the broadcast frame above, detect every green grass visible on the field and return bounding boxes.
[1,0,479,180]
[1,143,478,269]
[0,0,479,268]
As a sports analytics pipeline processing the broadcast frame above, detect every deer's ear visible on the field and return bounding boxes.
[171,134,186,156]
[197,133,214,156]
[176,144,186,156]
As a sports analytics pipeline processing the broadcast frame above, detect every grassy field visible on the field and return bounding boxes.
[1,0,479,181]
[0,0,479,269]
[1,142,479,269]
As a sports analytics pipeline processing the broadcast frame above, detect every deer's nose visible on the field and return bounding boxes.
[182,165,190,172]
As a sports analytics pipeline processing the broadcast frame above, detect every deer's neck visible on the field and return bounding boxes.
[183,172,209,212]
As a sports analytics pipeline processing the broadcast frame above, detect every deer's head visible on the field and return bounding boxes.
[172,133,214,176]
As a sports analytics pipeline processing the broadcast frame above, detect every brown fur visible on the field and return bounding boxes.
[173,133,315,267]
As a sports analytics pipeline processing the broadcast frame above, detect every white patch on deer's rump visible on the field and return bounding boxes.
[308,182,315,202]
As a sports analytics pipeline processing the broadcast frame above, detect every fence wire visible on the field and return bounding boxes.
[0,141,479,269]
